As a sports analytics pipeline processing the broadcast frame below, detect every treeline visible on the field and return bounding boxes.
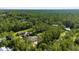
[0,10,79,32]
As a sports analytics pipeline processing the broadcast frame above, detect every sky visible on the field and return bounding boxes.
[0,0,79,9]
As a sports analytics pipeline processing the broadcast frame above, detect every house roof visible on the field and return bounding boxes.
[65,28,71,31]
[0,47,12,51]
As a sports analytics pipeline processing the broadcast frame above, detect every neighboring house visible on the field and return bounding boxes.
[0,47,12,51]
[23,32,32,37]
[65,27,71,31]
[52,24,58,27]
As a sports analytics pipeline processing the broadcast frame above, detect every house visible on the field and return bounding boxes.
[16,32,40,47]
[65,27,71,31]
[0,47,12,51]
[23,32,32,37]
[16,32,33,37]
[52,24,58,27]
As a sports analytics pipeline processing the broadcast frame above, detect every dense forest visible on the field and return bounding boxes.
[0,9,79,51]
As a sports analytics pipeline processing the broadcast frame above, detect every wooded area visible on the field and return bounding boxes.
[0,10,79,51]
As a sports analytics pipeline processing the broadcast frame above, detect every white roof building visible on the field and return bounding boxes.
[65,27,71,31]
[52,24,58,27]
[0,47,12,51]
